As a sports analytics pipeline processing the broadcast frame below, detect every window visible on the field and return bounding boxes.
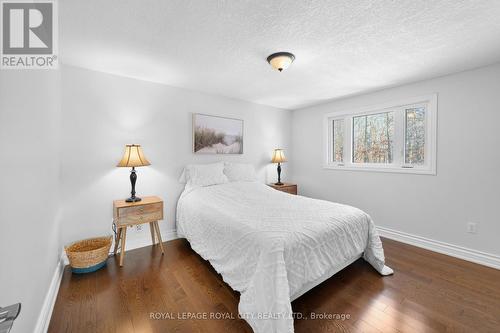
[324,94,437,174]
[405,107,425,165]
[352,111,394,164]
[332,119,344,163]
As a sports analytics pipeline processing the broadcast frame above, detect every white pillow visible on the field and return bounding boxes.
[181,162,228,187]
[224,162,257,182]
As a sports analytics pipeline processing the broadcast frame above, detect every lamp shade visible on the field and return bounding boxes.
[271,149,286,163]
[117,144,151,168]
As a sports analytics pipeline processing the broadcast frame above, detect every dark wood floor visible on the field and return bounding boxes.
[49,238,500,333]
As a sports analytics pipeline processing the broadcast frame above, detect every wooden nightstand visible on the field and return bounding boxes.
[113,196,164,266]
[268,183,298,195]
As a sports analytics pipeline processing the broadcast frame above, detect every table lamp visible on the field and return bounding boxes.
[117,144,150,202]
[271,149,286,185]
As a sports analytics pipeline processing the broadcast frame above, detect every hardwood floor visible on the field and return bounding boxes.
[49,238,500,333]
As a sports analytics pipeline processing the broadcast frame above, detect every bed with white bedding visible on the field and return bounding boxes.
[176,181,393,333]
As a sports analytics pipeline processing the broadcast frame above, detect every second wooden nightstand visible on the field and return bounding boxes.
[268,183,298,195]
[113,196,164,266]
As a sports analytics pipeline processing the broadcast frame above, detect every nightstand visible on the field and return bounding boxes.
[113,196,164,266]
[268,183,297,195]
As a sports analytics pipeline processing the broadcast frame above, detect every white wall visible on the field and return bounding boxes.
[0,70,61,333]
[3,60,498,332]
[60,65,291,248]
[291,63,500,256]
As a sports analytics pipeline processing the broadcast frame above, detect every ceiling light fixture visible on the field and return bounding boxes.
[267,52,295,72]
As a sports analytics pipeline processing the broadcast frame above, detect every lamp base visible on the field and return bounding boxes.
[126,167,141,202]
[275,163,283,186]
[125,196,142,203]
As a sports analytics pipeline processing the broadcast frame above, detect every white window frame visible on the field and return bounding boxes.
[323,94,437,175]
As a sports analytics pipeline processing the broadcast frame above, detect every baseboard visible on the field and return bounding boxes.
[33,227,497,333]
[33,253,65,333]
[122,229,178,252]
[37,229,178,333]
[60,229,179,264]
[377,226,500,270]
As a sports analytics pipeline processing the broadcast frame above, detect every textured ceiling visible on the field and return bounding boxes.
[60,0,500,110]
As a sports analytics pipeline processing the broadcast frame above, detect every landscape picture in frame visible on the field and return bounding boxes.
[193,113,244,154]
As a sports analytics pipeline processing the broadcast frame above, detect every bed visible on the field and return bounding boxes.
[176,181,393,333]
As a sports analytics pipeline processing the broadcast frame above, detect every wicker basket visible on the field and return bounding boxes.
[65,236,112,274]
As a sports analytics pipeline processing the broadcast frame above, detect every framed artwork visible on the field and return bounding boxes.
[193,113,244,154]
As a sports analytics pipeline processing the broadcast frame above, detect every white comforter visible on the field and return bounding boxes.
[176,182,393,333]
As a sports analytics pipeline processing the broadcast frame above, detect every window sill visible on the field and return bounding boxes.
[323,164,436,175]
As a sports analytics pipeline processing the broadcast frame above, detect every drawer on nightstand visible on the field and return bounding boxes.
[280,186,297,195]
[268,183,298,195]
[118,202,163,217]
[116,211,163,226]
